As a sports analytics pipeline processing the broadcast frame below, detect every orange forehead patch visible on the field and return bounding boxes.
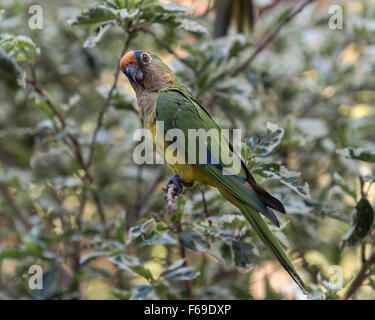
[120,51,137,71]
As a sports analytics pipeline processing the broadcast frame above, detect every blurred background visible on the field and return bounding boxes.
[0,0,374,300]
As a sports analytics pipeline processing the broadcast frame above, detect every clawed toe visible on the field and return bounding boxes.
[166,175,185,195]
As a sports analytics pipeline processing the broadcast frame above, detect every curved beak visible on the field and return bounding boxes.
[120,51,144,83]
[125,64,144,83]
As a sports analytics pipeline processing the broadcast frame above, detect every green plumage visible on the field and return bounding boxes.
[156,89,307,293]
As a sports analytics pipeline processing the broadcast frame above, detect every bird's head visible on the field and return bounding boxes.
[120,50,178,92]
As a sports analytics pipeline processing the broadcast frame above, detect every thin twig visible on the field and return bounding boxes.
[0,183,31,228]
[87,37,131,168]
[232,0,316,76]
[361,242,366,264]
[127,165,166,227]
[165,183,194,298]
[200,185,208,216]
[26,76,92,182]
[26,72,110,233]
[344,250,375,299]
[70,191,87,298]
[359,176,365,199]
[176,222,194,299]
[92,192,106,224]
[258,0,284,17]
[26,77,66,127]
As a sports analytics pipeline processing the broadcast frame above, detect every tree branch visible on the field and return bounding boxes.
[87,37,131,168]
[165,183,194,299]
[344,250,375,299]
[26,72,109,232]
[200,185,209,217]
[127,164,166,227]
[232,0,316,75]
[26,76,92,182]
[176,222,194,299]
[0,183,31,229]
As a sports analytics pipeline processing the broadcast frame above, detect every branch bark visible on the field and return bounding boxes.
[128,164,166,227]
[0,183,31,228]
[176,222,194,299]
[232,0,316,76]
[165,183,194,299]
[26,76,92,182]
[26,72,108,233]
[344,250,375,300]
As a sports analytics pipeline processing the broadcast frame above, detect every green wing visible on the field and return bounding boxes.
[155,89,278,225]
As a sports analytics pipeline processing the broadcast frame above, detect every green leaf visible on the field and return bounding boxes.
[130,284,153,300]
[0,34,40,64]
[363,174,375,183]
[333,172,357,199]
[108,254,153,282]
[337,147,375,163]
[241,143,256,170]
[342,198,374,245]
[114,210,127,244]
[0,247,42,260]
[30,93,57,121]
[177,18,207,33]
[232,241,254,269]
[165,266,200,281]
[246,122,284,157]
[83,23,113,48]
[152,3,193,14]
[104,0,129,9]
[0,48,22,89]
[196,224,221,237]
[160,258,186,276]
[220,214,247,229]
[155,222,168,232]
[108,254,141,270]
[170,195,186,224]
[139,232,177,247]
[79,250,110,265]
[255,163,310,198]
[126,218,154,243]
[178,230,209,252]
[130,265,154,282]
[67,5,117,25]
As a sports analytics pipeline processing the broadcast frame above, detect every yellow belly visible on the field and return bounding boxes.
[150,121,217,187]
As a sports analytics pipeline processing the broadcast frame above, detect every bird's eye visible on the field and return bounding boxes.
[141,53,151,64]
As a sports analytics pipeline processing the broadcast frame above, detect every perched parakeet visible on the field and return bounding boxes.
[120,50,307,293]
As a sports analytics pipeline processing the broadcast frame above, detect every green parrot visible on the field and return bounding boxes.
[120,50,307,293]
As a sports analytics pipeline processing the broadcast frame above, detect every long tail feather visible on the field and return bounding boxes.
[236,201,307,293]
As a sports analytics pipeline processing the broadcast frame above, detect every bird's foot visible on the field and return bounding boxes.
[166,175,185,195]
[166,175,193,196]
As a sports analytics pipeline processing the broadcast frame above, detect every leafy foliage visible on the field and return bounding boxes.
[0,0,375,300]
